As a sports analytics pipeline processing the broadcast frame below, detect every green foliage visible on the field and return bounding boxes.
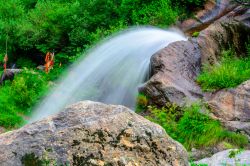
[0,0,180,59]
[146,103,183,140]
[21,152,55,166]
[190,163,208,166]
[147,103,248,150]
[0,0,208,130]
[135,93,149,113]
[171,0,207,8]
[21,153,44,166]
[192,31,200,37]
[197,48,250,91]
[16,57,36,68]
[0,113,23,128]
[228,149,244,159]
[0,0,207,61]
[0,69,48,127]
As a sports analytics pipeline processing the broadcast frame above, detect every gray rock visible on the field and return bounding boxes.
[206,80,250,138]
[140,2,250,108]
[179,0,237,34]
[224,121,250,138]
[0,101,188,166]
[195,149,250,166]
[207,80,250,122]
[139,40,203,107]
[197,18,250,65]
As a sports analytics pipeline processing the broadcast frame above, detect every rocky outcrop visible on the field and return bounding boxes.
[206,80,250,137]
[141,0,250,108]
[139,40,203,106]
[207,80,250,122]
[197,18,250,64]
[195,149,250,166]
[0,101,188,166]
[178,0,250,64]
[179,0,237,34]
[184,0,250,64]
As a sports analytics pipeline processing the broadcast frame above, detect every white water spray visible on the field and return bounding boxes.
[30,27,186,122]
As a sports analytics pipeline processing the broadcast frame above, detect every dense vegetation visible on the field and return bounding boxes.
[135,41,250,156]
[197,43,250,91]
[0,70,47,128]
[144,103,248,150]
[0,0,207,61]
[0,0,179,61]
[0,0,207,129]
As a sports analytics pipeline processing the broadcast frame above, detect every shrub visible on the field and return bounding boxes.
[146,103,183,140]
[0,113,23,128]
[197,48,250,91]
[146,103,248,150]
[192,31,200,37]
[136,93,149,113]
[0,69,48,127]
[0,0,178,59]
[16,58,37,68]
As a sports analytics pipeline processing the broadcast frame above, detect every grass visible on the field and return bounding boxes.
[146,103,248,150]
[197,47,250,91]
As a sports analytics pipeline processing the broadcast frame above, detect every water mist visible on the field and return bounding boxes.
[30,27,186,122]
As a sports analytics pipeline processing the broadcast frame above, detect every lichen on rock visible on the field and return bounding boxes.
[0,101,188,166]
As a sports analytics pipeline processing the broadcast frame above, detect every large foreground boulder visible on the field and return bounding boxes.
[0,101,188,166]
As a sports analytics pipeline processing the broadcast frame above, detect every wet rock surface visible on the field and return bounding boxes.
[197,18,250,64]
[142,0,250,107]
[139,40,203,107]
[179,0,237,34]
[0,101,188,166]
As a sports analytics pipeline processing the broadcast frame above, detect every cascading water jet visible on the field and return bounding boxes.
[30,27,186,122]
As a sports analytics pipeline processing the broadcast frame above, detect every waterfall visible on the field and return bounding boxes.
[30,27,186,122]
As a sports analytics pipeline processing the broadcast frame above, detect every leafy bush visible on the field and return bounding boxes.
[16,58,37,68]
[0,112,23,128]
[136,93,149,113]
[0,69,48,127]
[147,103,248,150]
[146,103,183,139]
[0,0,178,60]
[192,31,200,37]
[197,48,250,91]
[0,0,209,129]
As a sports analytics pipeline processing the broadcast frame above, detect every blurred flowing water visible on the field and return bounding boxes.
[30,27,185,122]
